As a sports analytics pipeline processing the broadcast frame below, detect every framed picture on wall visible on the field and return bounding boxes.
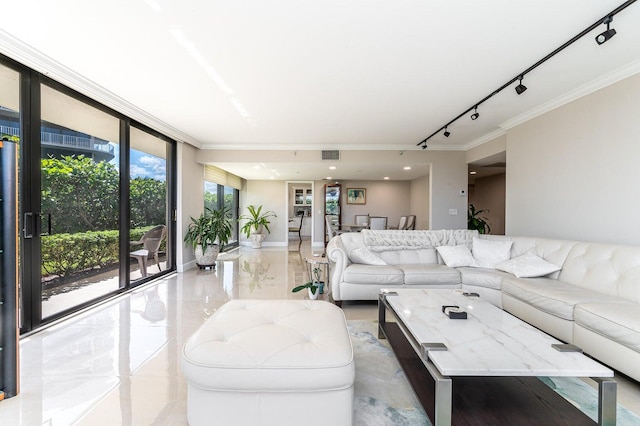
[347,188,366,204]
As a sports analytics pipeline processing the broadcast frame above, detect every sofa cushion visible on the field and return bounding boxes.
[502,277,622,320]
[436,245,477,267]
[348,247,386,265]
[574,302,640,352]
[458,267,510,290]
[495,252,561,278]
[342,264,404,285]
[398,264,461,285]
[472,238,513,269]
[377,248,438,265]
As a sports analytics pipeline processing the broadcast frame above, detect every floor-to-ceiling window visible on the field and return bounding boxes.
[204,166,241,249]
[129,126,171,282]
[0,54,177,334]
[39,83,122,319]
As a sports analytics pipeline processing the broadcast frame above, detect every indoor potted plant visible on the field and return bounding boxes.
[292,267,324,300]
[468,203,491,234]
[184,206,233,268]
[239,204,277,248]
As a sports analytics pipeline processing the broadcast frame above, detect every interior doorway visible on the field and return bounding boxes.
[468,152,506,235]
[286,181,313,249]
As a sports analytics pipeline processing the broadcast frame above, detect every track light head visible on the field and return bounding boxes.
[596,16,616,45]
[515,76,527,95]
[470,106,479,120]
[443,126,450,137]
[421,143,427,150]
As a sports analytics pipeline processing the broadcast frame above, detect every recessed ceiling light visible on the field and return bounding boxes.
[329,166,336,170]
[326,176,332,180]
[403,166,411,170]
[470,171,477,175]
[384,177,390,180]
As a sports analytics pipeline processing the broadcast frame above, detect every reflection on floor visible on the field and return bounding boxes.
[2,241,639,425]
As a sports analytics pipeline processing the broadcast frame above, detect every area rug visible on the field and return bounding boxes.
[349,320,640,426]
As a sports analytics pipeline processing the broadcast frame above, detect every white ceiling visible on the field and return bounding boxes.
[1,1,639,180]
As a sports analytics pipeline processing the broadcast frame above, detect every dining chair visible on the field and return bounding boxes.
[369,216,387,230]
[354,214,369,227]
[325,215,345,240]
[288,212,304,240]
[395,215,408,230]
[406,215,416,230]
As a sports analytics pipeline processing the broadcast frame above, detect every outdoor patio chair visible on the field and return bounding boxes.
[130,224,166,278]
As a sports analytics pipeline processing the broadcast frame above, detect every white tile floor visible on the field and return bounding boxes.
[1,241,639,425]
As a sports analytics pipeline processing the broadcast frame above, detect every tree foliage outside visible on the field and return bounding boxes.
[130,176,166,228]
[41,155,166,233]
[42,155,119,233]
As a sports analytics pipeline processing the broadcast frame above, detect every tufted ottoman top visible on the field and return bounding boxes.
[181,299,355,392]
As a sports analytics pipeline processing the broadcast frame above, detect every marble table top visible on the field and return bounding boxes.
[383,289,613,378]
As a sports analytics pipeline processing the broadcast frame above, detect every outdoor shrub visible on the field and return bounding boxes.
[41,226,164,278]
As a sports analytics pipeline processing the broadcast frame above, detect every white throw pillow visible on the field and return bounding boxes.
[496,252,561,278]
[472,238,513,269]
[349,247,387,265]
[436,245,477,267]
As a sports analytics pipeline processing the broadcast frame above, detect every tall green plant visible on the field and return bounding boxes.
[239,205,277,238]
[468,204,491,234]
[184,206,233,251]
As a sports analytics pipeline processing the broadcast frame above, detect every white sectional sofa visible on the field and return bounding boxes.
[326,229,640,382]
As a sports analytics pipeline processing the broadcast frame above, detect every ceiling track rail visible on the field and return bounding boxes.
[417,0,638,149]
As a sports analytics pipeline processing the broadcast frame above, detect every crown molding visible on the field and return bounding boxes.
[500,59,640,131]
[0,29,202,148]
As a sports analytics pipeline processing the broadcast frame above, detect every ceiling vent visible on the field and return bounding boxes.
[322,150,340,161]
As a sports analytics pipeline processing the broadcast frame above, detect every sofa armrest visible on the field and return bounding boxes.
[327,235,350,301]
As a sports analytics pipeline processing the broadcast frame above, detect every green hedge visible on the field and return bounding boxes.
[42,226,163,278]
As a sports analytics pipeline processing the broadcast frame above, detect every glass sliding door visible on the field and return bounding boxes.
[129,126,169,282]
[39,83,121,319]
[203,181,239,250]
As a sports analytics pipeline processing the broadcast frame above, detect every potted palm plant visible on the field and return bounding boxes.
[239,204,277,248]
[184,206,233,268]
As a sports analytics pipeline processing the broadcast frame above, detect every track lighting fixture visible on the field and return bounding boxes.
[515,75,527,95]
[595,16,616,45]
[416,2,634,149]
[470,106,479,121]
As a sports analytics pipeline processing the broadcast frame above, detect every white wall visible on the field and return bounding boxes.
[177,143,204,270]
[506,72,640,245]
[410,175,430,229]
[240,180,287,245]
[429,151,468,230]
[340,180,411,229]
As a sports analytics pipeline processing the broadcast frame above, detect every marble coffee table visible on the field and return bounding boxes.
[378,289,616,426]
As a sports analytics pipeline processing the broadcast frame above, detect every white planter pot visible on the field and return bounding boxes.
[195,244,220,268]
[308,286,319,300]
[250,233,266,248]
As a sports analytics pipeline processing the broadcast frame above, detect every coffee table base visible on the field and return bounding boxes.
[380,321,607,425]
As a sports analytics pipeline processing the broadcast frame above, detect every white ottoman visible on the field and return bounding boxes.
[181,299,355,426]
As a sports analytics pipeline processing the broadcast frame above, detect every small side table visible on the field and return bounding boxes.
[305,254,330,295]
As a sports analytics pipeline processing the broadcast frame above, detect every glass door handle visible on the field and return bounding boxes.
[22,212,51,237]
[23,212,34,238]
